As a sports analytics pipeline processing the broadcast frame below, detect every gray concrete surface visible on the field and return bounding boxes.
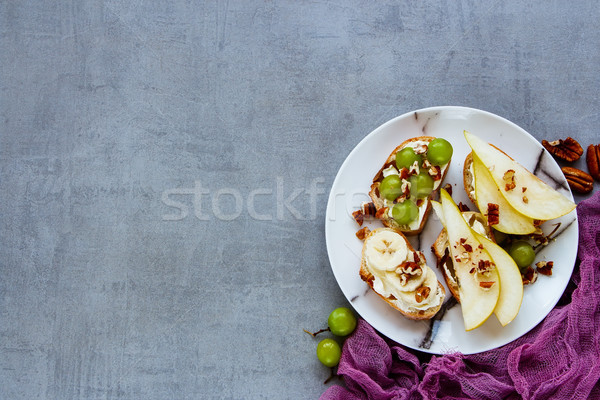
[1,1,599,399]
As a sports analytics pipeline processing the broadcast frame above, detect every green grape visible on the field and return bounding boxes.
[391,200,419,225]
[508,240,536,270]
[409,173,434,198]
[395,147,422,170]
[317,339,341,368]
[328,308,357,336]
[379,175,403,201]
[427,138,453,166]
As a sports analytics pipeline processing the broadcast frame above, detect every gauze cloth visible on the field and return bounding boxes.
[321,192,600,400]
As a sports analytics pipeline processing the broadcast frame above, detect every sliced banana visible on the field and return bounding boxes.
[393,268,438,304]
[365,230,408,271]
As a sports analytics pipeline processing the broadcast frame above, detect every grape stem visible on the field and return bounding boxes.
[324,367,339,384]
[303,327,330,337]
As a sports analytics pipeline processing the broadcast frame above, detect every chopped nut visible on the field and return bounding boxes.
[458,202,470,212]
[399,274,409,286]
[428,165,442,181]
[355,226,371,240]
[542,137,583,162]
[412,251,423,264]
[375,207,388,219]
[522,187,527,193]
[503,169,516,191]
[352,202,377,226]
[479,281,495,289]
[523,196,529,204]
[487,203,500,226]
[415,286,431,303]
[395,261,422,276]
[443,183,453,196]
[536,261,554,276]
[363,202,377,216]
[478,259,493,273]
[469,267,476,274]
[400,180,411,198]
[414,144,428,154]
[399,168,410,180]
[409,160,420,175]
[352,210,364,226]
[522,266,538,285]
[463,243,473,253]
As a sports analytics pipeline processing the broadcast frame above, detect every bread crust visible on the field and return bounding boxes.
[359,227,445,320]
[463,152,476,205]
[464,146,514,207]
[369,136,450,236]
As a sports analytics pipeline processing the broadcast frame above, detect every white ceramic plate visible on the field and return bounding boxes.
[325,106,578,355]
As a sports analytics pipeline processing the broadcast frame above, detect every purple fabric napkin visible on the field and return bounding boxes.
[321,192,600,400]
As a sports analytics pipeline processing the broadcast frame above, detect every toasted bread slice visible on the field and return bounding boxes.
[431,212,494,302]
[463,153,476,205]
[369,137,451,235]
[359,227,445,320]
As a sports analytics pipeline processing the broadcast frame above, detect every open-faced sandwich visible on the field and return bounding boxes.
[367,136,453,235]
[431,211,495,302]
[432,190,524,330]
[359,227,446,320]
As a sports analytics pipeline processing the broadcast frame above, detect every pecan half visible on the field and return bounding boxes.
[415,286,431,303]
[587,144,600,181]
[542,137,583,162]
[536,261,554,276]
[562,166,594,194]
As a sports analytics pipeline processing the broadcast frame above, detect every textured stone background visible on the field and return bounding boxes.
[1,1,599,399]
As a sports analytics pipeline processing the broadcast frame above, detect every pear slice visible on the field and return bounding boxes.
[464,131,576,220]
[435,189,500,331]
[472,154,537,234]
[473,231,523,326]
